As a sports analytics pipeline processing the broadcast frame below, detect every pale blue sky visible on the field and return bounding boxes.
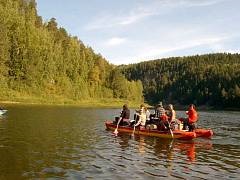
[36,0,240,65]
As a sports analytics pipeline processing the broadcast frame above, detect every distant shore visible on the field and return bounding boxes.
[1,99,239,111]
[0,99,142,108]
[145,103,240,111]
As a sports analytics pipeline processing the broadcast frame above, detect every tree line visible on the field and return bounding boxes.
[1,0,239,109]
[0,0,143,103]
[119,53,240,109]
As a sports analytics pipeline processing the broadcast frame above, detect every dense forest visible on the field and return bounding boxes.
[0,0,143,104]
[1,0,239,109]
[119,53,240,109]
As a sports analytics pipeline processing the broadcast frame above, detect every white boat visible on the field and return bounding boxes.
[0,109,7,115]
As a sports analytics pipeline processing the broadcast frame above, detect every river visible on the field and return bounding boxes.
[0,104,239,179]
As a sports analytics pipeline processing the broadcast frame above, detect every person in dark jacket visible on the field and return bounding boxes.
[116,104,130,126]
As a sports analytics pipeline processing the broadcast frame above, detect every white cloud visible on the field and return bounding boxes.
[224,49,240,54]
[85,0,224,31]
[157,0,224,8]
[182,0,224,7]
[110,35,232,65]
[85,4,159,30]
[82,0,238,65]
[105,37,127,46]
[118,7,156,25]
[143,36,230,58]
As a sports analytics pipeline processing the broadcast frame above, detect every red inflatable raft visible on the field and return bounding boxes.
[105,121,213,140]
[195,128,213,138]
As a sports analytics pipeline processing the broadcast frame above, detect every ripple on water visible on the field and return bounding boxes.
[1,107,240,179]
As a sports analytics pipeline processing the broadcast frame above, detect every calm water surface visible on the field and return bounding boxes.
[0,105,239,179]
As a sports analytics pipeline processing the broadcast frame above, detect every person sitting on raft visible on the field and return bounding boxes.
[133,104,145,125]
[116,104,130,126]
[158,111,170,131]
[153,102,169,130]
[167,104,181,130]
[155,102,165,119]
[144,106,151,125]
[182,104,198,131]
[134,108,147,128]
[134,104,145,121]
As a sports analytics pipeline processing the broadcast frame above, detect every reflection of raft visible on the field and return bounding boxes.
[105,121,213,140]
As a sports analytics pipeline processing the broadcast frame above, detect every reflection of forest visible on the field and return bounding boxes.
[115,134,213,163]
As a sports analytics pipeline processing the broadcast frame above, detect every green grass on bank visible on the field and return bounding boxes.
[3,89,237,110]
[1,92,239,111]
[0,89,143,108]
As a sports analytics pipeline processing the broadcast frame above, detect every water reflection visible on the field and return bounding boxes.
[1,106,239,179]
[138,136,146,155]
[108,133,214,179]
[115,133,213,164]
[0,105,100,179]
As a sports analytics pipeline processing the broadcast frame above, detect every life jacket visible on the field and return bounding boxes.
[187,107,198,123]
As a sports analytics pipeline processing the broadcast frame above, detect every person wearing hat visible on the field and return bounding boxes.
[155,102,170,130]
[155,102,165,118]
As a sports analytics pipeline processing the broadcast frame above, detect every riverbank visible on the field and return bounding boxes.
[1,95,238,111]
[0,97,142,108]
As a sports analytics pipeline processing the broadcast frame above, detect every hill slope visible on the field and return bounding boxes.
[119,53,240,108]
[0,0,143,104]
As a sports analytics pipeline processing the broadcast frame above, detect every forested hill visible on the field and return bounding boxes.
[0,0,143,104]
[119,53,240,109]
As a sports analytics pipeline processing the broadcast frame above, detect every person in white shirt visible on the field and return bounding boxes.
[134,107,147,127]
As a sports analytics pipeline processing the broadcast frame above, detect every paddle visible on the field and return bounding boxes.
[167,121,174,138]
[169,127,174,138]
[132,114,140,137]
[114,123,119,135]
[131,123,136,137]
[114,117,122,135]
[113,125,118,135]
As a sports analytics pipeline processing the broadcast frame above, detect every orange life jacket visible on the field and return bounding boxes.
[187,107,198,123]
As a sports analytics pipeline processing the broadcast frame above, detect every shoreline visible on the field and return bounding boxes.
[0,99,141,108]
[1,100,239,111]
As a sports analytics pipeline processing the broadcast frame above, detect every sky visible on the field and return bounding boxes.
[36,0,240,65]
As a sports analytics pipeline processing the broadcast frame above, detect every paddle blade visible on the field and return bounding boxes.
[131,126,136,137]
[170,130,174,138]
[112,132,118,137]
[114,128,118,135]
[167,122,174,138]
